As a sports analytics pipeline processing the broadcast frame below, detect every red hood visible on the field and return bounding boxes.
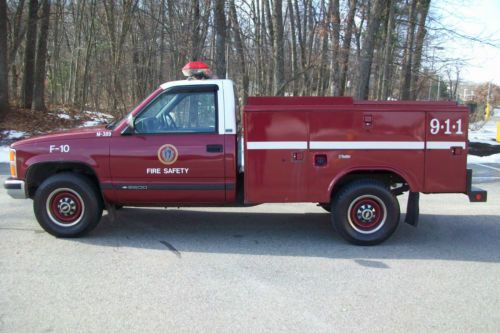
[11,125,107,147]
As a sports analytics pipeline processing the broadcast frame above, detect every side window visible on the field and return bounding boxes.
[134,87,217,134]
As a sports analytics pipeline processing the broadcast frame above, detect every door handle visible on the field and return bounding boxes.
[206,144,223,153]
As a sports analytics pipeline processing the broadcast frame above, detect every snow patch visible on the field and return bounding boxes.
[57,113,71,120]
[1,130,26,140]
[467,153,500,164]
[80,120,102,127]
[84,111,114,119]
[469,117,500,146]
[0,146,10,163]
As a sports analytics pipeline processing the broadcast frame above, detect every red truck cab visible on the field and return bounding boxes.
[4,78,487,245]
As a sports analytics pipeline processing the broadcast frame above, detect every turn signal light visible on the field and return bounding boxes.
[9,149,17,178]
[10,164,17,178]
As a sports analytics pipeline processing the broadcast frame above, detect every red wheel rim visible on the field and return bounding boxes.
[348,195,387,234]
[46,189,84,227]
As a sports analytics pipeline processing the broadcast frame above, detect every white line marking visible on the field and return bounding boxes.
[474,163,500,172]
[426,141,466,149]
[472,177,500,179]
[309,141,424,150]
[247,141,308,150]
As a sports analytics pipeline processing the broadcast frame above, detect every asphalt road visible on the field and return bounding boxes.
[0,164,499,332]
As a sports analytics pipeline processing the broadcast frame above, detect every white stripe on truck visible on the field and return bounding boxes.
[246,141,466,150]
[246,141,308,150]
[426,141,466,149]
[309,141,425,150]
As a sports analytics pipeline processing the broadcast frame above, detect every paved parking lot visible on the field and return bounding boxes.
[0,164,499,332]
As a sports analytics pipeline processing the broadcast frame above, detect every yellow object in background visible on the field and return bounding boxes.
[497,122,500,142]
[485,103,491,121]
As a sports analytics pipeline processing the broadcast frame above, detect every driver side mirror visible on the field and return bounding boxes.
[127,113,135,130]
[121,114,135,135]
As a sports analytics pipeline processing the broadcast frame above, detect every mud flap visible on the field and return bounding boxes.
[404,192,420,227]
[466,169,487,202]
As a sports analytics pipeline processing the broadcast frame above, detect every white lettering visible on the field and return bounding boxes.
[49,144,70,153]
[163,168,189,174]
[146,168,161,174]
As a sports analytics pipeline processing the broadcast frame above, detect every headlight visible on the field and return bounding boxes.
[9,149,17,178]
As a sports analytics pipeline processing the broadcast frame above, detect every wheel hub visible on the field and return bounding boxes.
[348,195,387,235]
[46,188,85,227]
[356,204,377,223]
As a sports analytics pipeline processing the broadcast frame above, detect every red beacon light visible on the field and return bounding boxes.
[182,61,212,80]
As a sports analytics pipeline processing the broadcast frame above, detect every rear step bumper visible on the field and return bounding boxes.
[466,169,487,202]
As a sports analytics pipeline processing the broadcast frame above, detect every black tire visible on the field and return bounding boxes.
[33,173,103,237]
[331,180,400,245]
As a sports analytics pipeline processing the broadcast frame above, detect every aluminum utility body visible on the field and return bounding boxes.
[4,78,487,245]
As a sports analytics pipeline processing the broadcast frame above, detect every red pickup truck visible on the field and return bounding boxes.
[3,76,487,245]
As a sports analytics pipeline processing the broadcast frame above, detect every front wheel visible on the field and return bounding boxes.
[34,173,103,237]
[331,180,400,245]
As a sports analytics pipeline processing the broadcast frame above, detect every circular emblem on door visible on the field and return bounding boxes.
[157,144,179,165]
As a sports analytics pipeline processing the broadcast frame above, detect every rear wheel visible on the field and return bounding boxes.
[331,180,400,245]
[34,173,103,237]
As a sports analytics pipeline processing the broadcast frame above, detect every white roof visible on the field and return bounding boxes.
[160,79,233,90]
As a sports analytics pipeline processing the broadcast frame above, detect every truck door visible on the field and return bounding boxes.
[109,85,227,204]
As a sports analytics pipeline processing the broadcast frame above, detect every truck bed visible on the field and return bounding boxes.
[243,97,469,203]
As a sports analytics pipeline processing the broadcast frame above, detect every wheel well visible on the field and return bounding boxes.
[26,162,102,198]
[331,170,408,199]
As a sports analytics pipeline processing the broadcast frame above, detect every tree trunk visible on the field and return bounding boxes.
[21,0,38,109]
[8,0,25,104]
[264,0,274,93]
[272,0,285,95]
[380,0,395,100]
[190,0,201,60]
[410,0,430,100]
[229,0,248,104]
[33,0,51,111]
[354,0,384,100]
[329,0,340,95]
[400,0,418,100]
[214,0,226,78]
[0,0,9,113]
[338,0,356,96]
[288,0,299,95]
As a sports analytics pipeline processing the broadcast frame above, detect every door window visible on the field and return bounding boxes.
[134,87,217,134]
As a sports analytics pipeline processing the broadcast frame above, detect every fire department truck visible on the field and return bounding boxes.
[3,62,487,245]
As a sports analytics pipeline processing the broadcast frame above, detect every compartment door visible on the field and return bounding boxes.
[424,112,468,192]
[244,111,309,203]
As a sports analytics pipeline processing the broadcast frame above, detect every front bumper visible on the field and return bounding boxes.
[4,179,27,199]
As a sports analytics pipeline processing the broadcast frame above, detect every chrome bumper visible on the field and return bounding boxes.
[4,179,27,199]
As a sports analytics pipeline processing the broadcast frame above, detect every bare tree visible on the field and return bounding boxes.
[400,0,418,100]
[271,0,284,95]
[338,0,356,96]
[214,0,226,78]
[32,0,50,111]
[410,0,431,100]
[354,0,384,100]
[0,0,8,113]
[379,0,396,100]
[229,0,248,104]
[21,0,38,108]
